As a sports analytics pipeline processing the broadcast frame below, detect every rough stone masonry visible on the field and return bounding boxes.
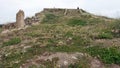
[16,10,25,28]
[2,8,86,30]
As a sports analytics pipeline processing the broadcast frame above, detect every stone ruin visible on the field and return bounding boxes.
[16,10,25,28]
[2,8,88,30]
[25,16,39,26]
[43,7,87,16]
[2,22,16,30]
[2,9,41,30]
[2,10,25,30]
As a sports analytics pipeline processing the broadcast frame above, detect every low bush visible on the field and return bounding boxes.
[3,38,21,46]
[48,45,84,52]
[111,20,120,30]
[67,18,87,26]
[88,18,105,25]
[86,46,120,64]
[111,20,120,37]
[72,36,91,46]
[64,31,73,37]
[25,32,43,37]
[97,32,113,39]
[42,14,59,23]
[68,63,84,68]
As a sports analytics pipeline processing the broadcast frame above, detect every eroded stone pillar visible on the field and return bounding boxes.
[16,10,25,28]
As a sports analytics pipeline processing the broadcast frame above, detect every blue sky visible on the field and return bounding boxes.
[0,0,120,24]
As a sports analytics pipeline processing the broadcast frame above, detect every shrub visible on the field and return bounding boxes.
[48,45,83,52]
[49,46,72,52]
[64,31,73,37]
[72,36,91,46]
[29,65,37,68]
[88,18,105,25]
[42,14,59,23]
[112,20,120,29]
[97,32,113,39]
[86,46,120,64]
[111,20,120,37]
[67,18,87,26]
[26,32,42,37]
[3,38,21,46]
[68,63,83,68]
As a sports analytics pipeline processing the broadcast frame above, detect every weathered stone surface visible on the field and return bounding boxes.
[1,8,88,30]
[91,58,105,68]
[16,10,25,28]
[43,8,86,16]
[2,22,16,30]
[24,16,39,26]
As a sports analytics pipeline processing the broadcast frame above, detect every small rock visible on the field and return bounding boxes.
[43,52,51,56]
[64,61,68,65]
[71,56,77,60]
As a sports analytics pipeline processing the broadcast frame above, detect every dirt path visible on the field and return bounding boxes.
[20,52,120,68]
[94,38,120,47]
[20,52,85,68]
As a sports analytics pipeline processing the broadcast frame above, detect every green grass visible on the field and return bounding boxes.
[3,38,21,46]
[72,36,91,46]
[25,32,43,37]
[111,20,120,38]
[2,44,44,68]
[64,31,73,37]
[86,46,120,64]
[1,10,120,68]
[2,44,61,68]
[111,20,120,29]
[88,18,105,25]
[40,57,59,68]
[93,29,114,39]
[42,14,59,23]
[29,65,38,68]
[97,32,113,39]
[67,18,87,26]
[48,45,83,52]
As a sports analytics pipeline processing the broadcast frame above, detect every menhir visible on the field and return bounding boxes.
[16,10,25,28]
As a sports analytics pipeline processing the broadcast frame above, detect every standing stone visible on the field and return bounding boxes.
[16,10,25,28]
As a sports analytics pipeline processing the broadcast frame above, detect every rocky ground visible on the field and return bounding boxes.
[0,9,120,68]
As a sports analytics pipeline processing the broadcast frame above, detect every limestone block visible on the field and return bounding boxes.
[16,10,25,28]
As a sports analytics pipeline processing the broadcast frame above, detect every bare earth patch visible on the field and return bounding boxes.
[20,52,85,68]
[94,38,120,47]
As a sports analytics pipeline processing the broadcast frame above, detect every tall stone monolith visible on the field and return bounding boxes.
[16,10,25,28]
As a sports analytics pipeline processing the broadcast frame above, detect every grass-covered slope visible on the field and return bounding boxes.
[0,9,120,68]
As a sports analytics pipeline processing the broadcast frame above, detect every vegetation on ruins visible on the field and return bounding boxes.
[0,8,120,68]
[86,46,120,64]
[3,37,21,46]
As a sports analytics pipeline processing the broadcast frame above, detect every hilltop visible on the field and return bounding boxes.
[0,8,120,68]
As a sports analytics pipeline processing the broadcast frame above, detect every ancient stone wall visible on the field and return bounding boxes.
[2,22,16,30]
[43,8,86,16]
[24,16,39,25]
[2,10,25,30]
[2,8,88,30]
[43,8,66,16]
